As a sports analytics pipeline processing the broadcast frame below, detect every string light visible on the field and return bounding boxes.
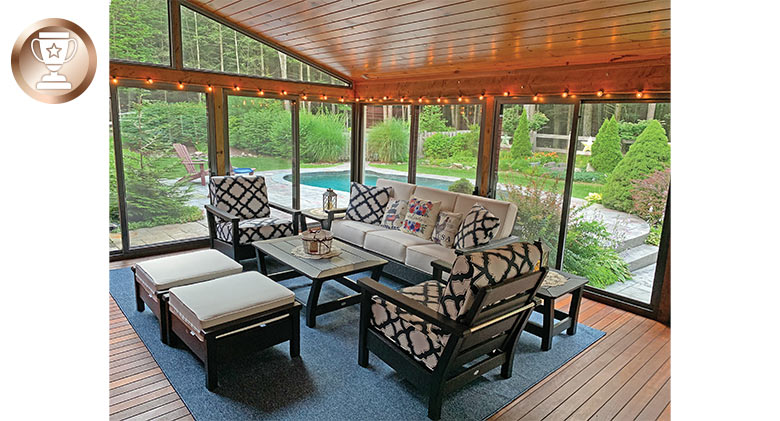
[233,85,240,91]
[437,97,442,103]
[503,91,509,96]
[206,84,213,92]
[479,90,485,100]
[322,95,327,100]
[533,93,539,102]
[383,96,388,100]
[146,77,153,84]
[111,76,118,84]
[597,89,604,97]
[302,93,308,100]
[418,96,423,103]
[178,81,184,89]
[457,94,463,102]
[339,96,345,102]
[636,90,644,98]
[369,97,374,102]
[258,89,264,96]
[281,90,287,95]
[355,98,360,102]
[562,89,569,98]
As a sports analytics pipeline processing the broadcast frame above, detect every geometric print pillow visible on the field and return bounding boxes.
[209,175,271,220]
[345,182,393,225]
[380,199,408,230]
[438,241,547,321]
[453,204,500,250]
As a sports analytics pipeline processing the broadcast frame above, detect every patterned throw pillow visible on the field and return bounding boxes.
[431,211,463,248]
[453,204,500,249]
[345,182,393,225]
[380,199,408,230]
[400,197,441,240]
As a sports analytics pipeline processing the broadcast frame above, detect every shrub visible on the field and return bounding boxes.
[510,108,532,159]
[602,120,671,212]
[448,178,474,194]
[501,105,521,138]
[528,151,561,165]
[631,168,670,225]
[366,118,409,162]
[420,106,448,132]
[422,133,452,160]
[646,224,662,246]
[422,125,479,161]
[528,112,550,132]
[299,111,349,163]
[545,170,608,184]
[503,176,563,261]
[585,192,602,204]
[618,119,651,142]
[590,116,623,172]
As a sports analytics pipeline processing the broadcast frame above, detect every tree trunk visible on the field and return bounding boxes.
[193,11,201,68]
[260,46,265,76]
[233,31,240,74]
[582,104,593,137]
[218,25,224,72]
[278,52,287,79]
[646,103,657,120]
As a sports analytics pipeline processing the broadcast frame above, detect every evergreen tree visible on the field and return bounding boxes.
[590,116,623,172]
[510,108,532,159]
[419,106,448,132]
[602,120,671,212]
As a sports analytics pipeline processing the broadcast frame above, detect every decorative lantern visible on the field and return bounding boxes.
[323,188,338,211]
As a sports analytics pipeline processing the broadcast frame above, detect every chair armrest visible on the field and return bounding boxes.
[205,204,239,222]
[357,277,465,335]
[431,259,452,284]
[325,207,347,230]
[269,202,301,233]
[455,235,520,256]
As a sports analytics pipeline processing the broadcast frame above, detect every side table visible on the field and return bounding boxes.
[300,208,345,231]
[524,269,588,351]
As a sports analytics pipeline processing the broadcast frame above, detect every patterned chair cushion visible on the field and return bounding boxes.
[380,199,408,230]
[453,204,500,250]
[431,211,463,248]
[438,242,547,321]
[209,175,270,220]
[216,217,295,245]
[370,280,448,371]
[400,197,441,240]
[345,182,393,225]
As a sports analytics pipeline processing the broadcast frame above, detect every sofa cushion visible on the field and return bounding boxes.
[405,244,458,278]
[438,242,546,321]
[371,280,447,371]
[380,199,408,231]
[453,204,500,249]
[134,249,243,293]
[345,182,393,225]
[216,217,295,245]
[431,211,463,248]
[413,185,458,212]
[364,230,432,262]
[401,197,441,240]
[454,194,517,240]
[377,178,416,201]
[169,271,295,332]
[330,219,383,247]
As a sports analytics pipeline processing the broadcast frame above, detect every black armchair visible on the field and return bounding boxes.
[205,175,300,261]
[357,241,549,420]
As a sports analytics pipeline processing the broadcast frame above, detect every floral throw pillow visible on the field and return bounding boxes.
[345,182,393,225]
[453,204,500,249]
[431,211,463,248]
[400,197,441,240]
[380,199,408,230]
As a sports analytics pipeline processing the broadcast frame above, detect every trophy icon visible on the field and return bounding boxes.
[31,32,77,90]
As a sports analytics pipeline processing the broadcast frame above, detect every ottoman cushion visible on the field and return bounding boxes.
[135,249,243,293]
[169,271,295,332]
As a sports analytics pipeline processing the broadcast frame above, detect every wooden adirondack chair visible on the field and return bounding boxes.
[173,143,208,186]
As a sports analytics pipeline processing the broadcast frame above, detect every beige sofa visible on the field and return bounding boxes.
[330,179,518,278]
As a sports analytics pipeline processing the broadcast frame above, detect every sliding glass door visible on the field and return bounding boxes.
[361,104,412,186]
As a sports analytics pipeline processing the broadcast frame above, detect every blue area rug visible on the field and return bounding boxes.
[110,266,604,420]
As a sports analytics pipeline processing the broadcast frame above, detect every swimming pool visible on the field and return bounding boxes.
[288,170,454,192]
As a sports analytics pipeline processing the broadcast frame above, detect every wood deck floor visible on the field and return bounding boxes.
[109,255,670,420]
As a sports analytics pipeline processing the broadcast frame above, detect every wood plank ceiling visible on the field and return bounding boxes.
[190,0,670,84]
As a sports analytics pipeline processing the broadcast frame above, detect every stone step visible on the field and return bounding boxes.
[619,244,658,272]
[615,231,649,252]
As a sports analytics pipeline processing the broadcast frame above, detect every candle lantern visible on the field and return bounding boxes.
[323,188,338,211]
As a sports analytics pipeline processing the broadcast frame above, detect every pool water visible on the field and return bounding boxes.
[290,170,453,192]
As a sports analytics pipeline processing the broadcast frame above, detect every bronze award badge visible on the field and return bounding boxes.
[11,18,96,104]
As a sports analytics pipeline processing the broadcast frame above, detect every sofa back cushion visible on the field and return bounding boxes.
[376,179,416,201]
[438,242,547,321]
[345,182,393,225]
[454,194,517,240]
[209,175,270,220]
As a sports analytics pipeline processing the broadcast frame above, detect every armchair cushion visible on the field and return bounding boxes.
[216,217,295,245]
[453,204,500,250]
[345,182,393,225]
[438,242,547,321]
[209,175,270,220]
[370,280,447,370]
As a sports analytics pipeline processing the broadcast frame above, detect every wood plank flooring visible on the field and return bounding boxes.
[109,254,670,420]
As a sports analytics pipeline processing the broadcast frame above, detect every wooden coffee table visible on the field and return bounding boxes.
[252,236,387,328]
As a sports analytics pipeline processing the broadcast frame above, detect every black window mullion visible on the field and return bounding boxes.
[110,85,130,253]
[555,101,581,270]
[291,99,301,210]
[408,105,420,184]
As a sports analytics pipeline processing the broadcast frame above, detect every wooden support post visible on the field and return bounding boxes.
[168,0,183,69]
[212,87,227,175]
[476,95,498,197]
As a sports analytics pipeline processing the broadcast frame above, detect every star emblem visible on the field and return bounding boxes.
[46,43,61,58]
[581,139,594,153]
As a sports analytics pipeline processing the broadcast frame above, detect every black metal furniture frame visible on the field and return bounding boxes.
[167,300,302,391]
[357,267,548,420]
[255,248,386,328]
[132,266,172,344]
[206,202,301,262]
